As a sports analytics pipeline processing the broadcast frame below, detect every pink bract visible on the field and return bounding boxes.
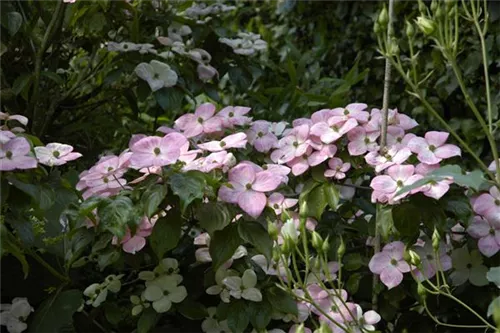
[34,143,82,166]
[407,131,461,164]
[368,241,410,289]
[217,106,252,128]
[129,133,187,169]
[174,103,223,137]
[467,215,500,257]
[0,137,37,171]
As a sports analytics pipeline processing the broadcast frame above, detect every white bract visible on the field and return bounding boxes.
[135,60,178,92]
[219,32,267,56]
[0,298,33,333]
[450,247,489,286]
[143,275,187,313]
[206,267,239,303]
[222,269,262,302]
[83,274,124,307]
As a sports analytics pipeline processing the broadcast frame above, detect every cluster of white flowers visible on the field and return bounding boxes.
[219,32,267,56]
[106,42,157,55]
[206,267,262,303]
[137,258,187,313]
[0,298,33,333]
[183,3,236,24]
[83,274,123,307]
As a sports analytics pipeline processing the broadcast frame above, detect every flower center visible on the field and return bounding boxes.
[257,131,264,138]
[5,151,12,159]
[53,151,60,158]
[246,183,252,190]
[336,166,341,171]
[220,141,226,147]
[390,258,398,266]
[153,73,160,79]
[228,112,234,117]
[490,228,495,235]
[396,180,404,187]
[108,166,114,172]
[397,137,402,143]
[262,165,268,170]
[167,268,174,274]
[103,177,109,184]
[466,263,472,269]
[154,147,161,156]
[495,199,500,206]
[197,117,204,124]
[123,44,129,49]
[364,137,370,144]
[343,109,349,115]
[273,204,279,209]
[384,154,393,162]
[330,125,339,132]
[293,141,299,148]
[163,290,170,296]
[428,145,436,152]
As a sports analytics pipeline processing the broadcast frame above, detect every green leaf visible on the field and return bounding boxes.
[487,296,500,318]
[302,184,328,220]
[29,290,82,333]
[97,249,121,271]
[7,177,55,210]
[226,300,249,333]
[168,172,206,213]
[177,299,208,320]
[265,286,298,316]
[196,202,231,235]
[397,165,485,196]
[98,196,134,238]
[237,221,273,262]
[486,267,500,288]
[392,202,421,239]
[104,303,124,326]
[324,183,340,211]
[7,12,22,36]
[41,71,64,85]
[12,73,32,96]
[150,214,183,260]
[137,308,159,333]
[209,224,243,270]
[154,87,184,112]
[346,273,363,295]
[343,253,364,271]
[287,57,297,86]
[376,205,393,241]
[1,225,29,278]
[228,67,252,92]
[247,299,272,330]
[142,184,167,217]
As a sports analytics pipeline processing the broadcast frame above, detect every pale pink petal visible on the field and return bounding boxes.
[370,175,397,193]
[218,183,244,204]
[368,252,391,274]
[122,236,146,254]
[253,171,282,192]
[380,266,403,289]
[407,137,427,154]
[289,157,310,176]
[364,310,381,325]
[467,216,491,238]
[425,131,449,147]
[238,190,267,218]
[478,235,500,257]
[203,116,223,133]
[387,164,415,181]
[434,144,461,159]
[195,103,216,119]
[422,181,450,200]
[229,164,256,186]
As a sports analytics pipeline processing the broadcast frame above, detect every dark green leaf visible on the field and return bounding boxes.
[265,286,298,316]
[248,299,272,330]
[12,73,32,96]
[302,184,328,220]
[237,221,273,262]
[324,183,340,211]
[137,308,159,333]
[154,87,184,112]
[226,300,249,333]
[392,203,421,239]
[168,172,206,213]
[29,290,82,333]
[177,299,208,320]
[196,202,231,235]
[1,225,29,278]
[346,273,363,295]
[98,196,134,238]
[209,224,242,270]
[97,249,121,271]
[7,12,22,36]
[150,214,183,260]
[142,184,167,217]
[376,205,393,241]
[343,253,364,271]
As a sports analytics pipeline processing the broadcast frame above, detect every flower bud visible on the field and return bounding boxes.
[389,38,399,55]
[295,323,306,333]
[322,236,330,254]
[378,7,389,26]
[435,6,444,19]
[415,17,436,36]
[418,0,427,14]
[315,321,333,333]
[311,231,323,250]
[430,0,438,12]
[268,221,279,241]
[417,283,427,300]
[337,236,346,259]
[282,219,298,246]
[406,21,415,38]
[432,228,441,251]
[374,22,381,34]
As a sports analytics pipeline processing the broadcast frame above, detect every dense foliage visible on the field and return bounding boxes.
[1,1,500,333]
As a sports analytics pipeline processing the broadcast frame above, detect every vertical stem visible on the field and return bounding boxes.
[373,0,394,311]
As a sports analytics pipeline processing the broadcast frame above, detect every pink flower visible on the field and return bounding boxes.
[217,106,252,128]
[246,120,278,153]
[416,179,453,200]
[310,116,358,144]
[271,124,312,164]
[307,143,337,166]
[386,127,416,150]
[368,241,410,289]
[407,131,461,164]
[0,112,28,126]
[113,215,158,254]
[365,108,418,132]
[412,240,451,280]
[174,103,223,137]
[473,186,500,223]
[267,192,298,215]
[347,127,379,156]
[370,165,423,204]
[197,64,218,82]
[218,163,282,218]
[0,130,16,144]
[415,163,440,175]
[129,133,187,169]
[467,215,500,257]
[330,103,370,123]
[286,148,313,176]
[352,306,381,333]
[324,158,350,180]
[34,143,82,166]
[489,159,499,172]
[365,146,412,173]
[178,141,201,163]
[0,137,37,171]
[197,133,247,152]
[262,164,291,184]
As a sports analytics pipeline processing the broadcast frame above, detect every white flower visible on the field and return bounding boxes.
[0,298,33,333]
[34,143,82,166]
[222,269,262,302]
[135,60,178,91]
[83,275,123,307]
[281,219,298,245]
[450,247,489,286]
[206,267,239,303]
[168,23,192,42]
[251,254,288,277]
[354,305,381,332]
[143,275,187,313]
[137,43,156,55]
[106,41,140,52]
[130,292,150,316]
[0,312,27,333]
[201,307,231,333]
[139,258,183,287]
[219,32,267,56]
[187,49,212,64]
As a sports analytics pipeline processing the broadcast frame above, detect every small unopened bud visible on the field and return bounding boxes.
[415,17,436,36]
[418,0,427,14]
[407,249,421,267]
[272,249,280,263]
[435,6,444,19]
[417,283,427,300]
[337,236,346,259]
[295,323,306,333]
[268,221,279,241]
[430,0,438,12]
[445,0,454,10]
[322,236,330,254]
[374,22,381,34]
[389,38,399,55]
[378,7,389,26]
[311,231,323,250]
[432,228,441,251]
[315,321,333,333]
[406,21,415,38]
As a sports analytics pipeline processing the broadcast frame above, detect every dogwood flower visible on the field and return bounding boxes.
[139,258,183,288]
[144,275,187,313]
[0,137,37,171]
[135,60,178,91]
[251,254,289,277]
[0,298,33,333]
[201,307,230,333]
[222,269,262,302]
[310,116,358,144]
[330,103,370,123]
[174,103,223,138]
[247,120,278,153]
[369,241,410,289]
[324,158,350,180]
[197,64,219,82]
[0,130,16,144]
[218,162,282,218]
[370,165,422,204]
[267,192,298,215]
[365,146,412,173]
[473,186,500,223]
[34,143,82,166]
[206,267,239,303]
[271,124,312,163]
[197,133,247,152]
[467,215,500,257]
[489,159,499,171]
[407,131,461,164]
[0,112,28,127]
[112,215,158,254]
[449,247,488,286]
[84,275,123,307]
[352,306,381,332]
[347,127,379,156]
[129,133,187,169]
[217,106,252,128]
[412,241,451,280]
[130,293,150,316]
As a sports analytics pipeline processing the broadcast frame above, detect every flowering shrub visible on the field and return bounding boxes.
[1,1,500,333]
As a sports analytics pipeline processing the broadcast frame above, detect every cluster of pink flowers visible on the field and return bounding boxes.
[0,112,81,171]
[468,186,500,257]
